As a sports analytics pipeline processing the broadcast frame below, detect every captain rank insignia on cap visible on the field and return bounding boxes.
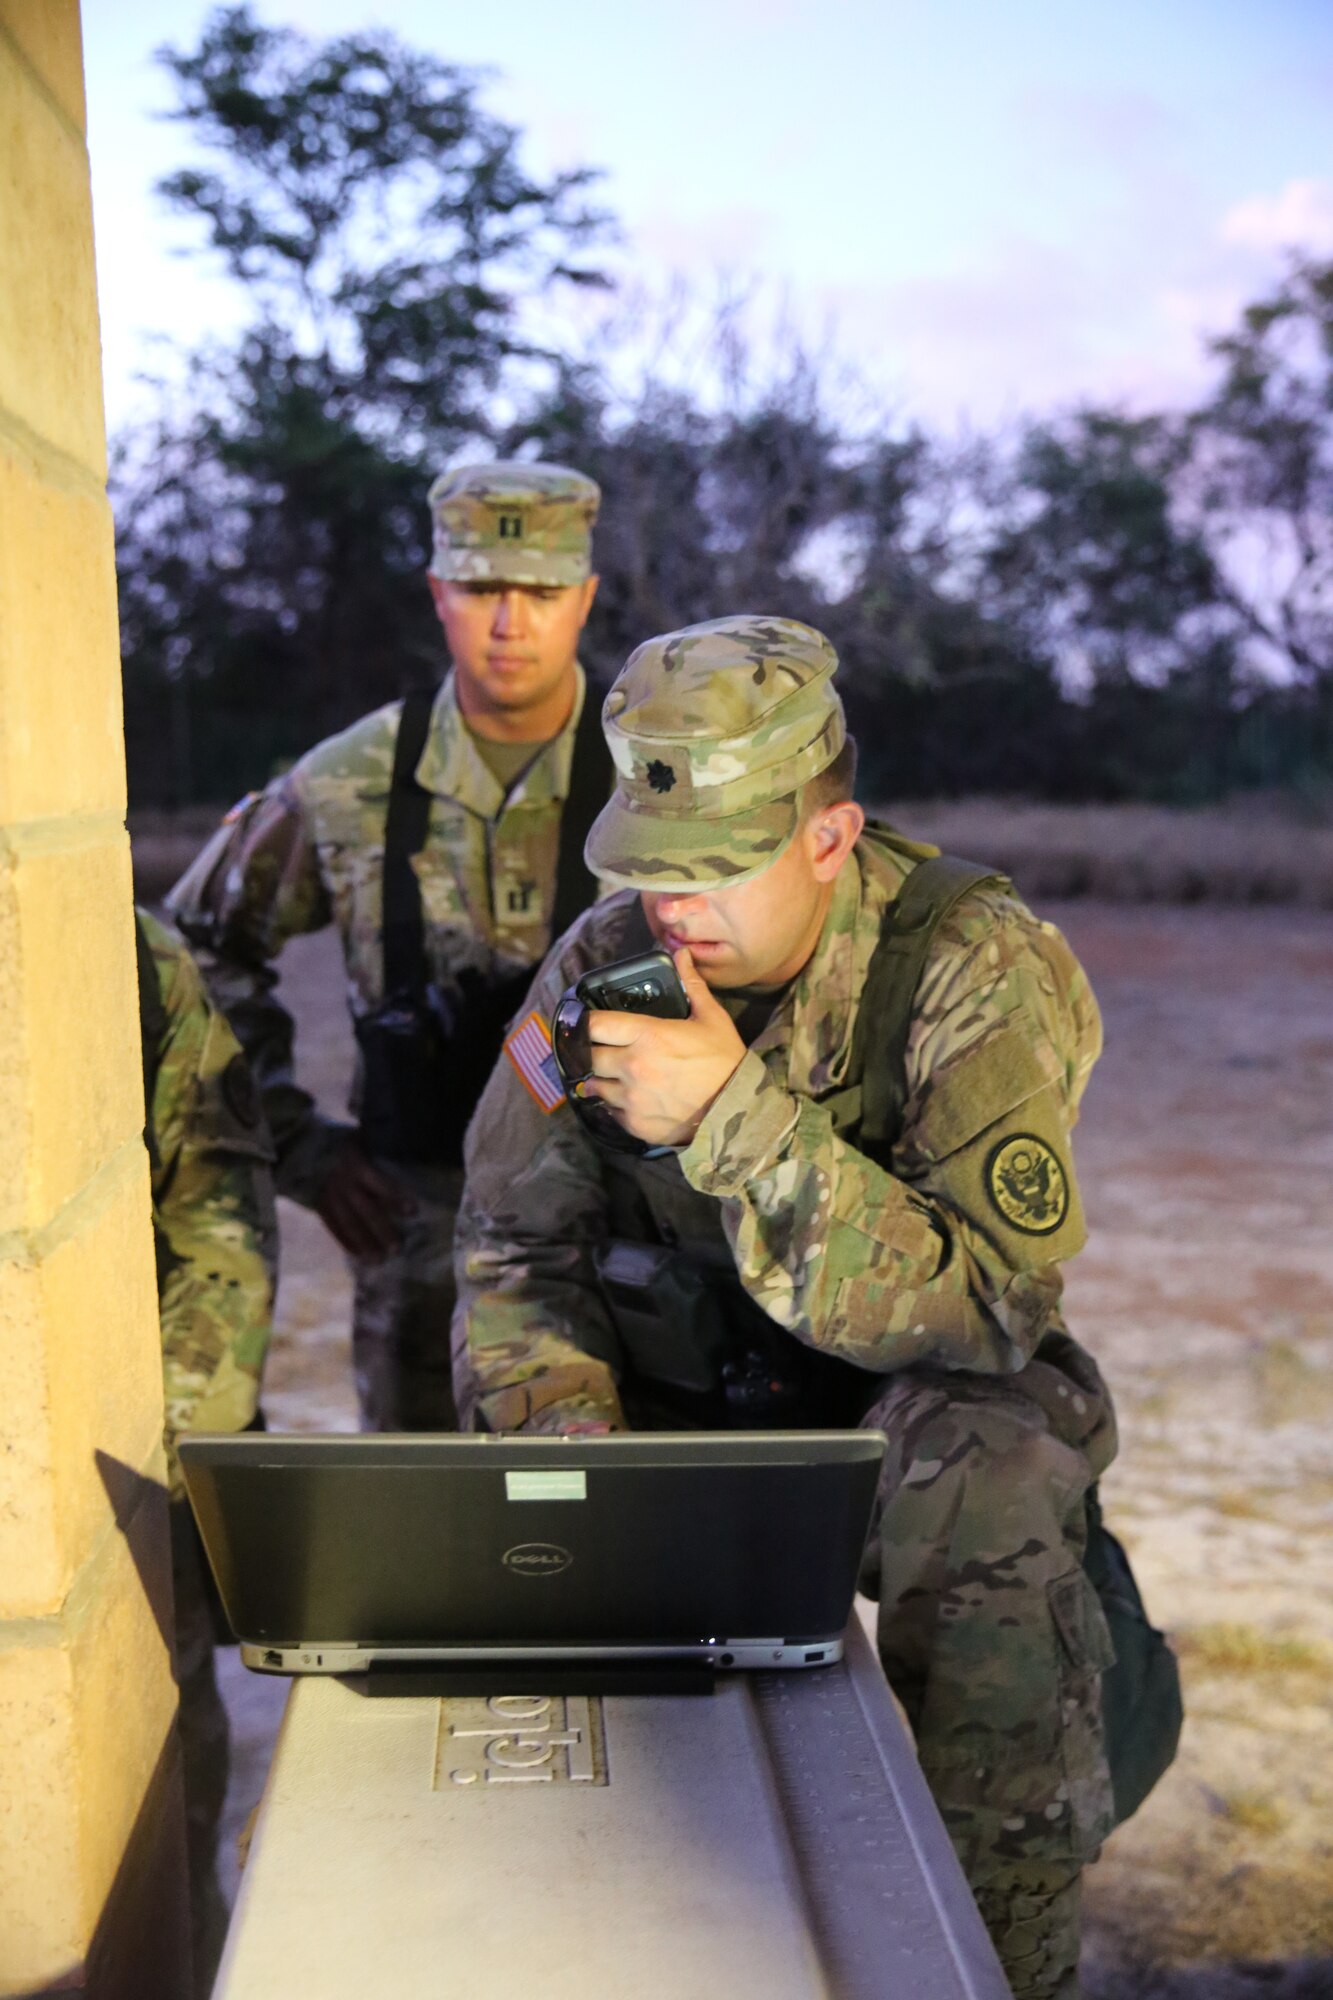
[427,463,599,587]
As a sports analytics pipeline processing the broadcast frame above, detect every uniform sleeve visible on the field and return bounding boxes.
[454,947,629,1436]
[148,932,278,1496]
[678,910,1100,1377]
[166,779,350,1205]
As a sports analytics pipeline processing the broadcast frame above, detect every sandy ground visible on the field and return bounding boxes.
[215,907,1333,1997]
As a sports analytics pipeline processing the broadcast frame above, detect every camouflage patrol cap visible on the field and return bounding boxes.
[585,615,847,892]
[427,461,600,586]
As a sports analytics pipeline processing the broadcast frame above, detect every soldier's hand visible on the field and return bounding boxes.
[582,947,745,1148]
[315,1138,415,1261]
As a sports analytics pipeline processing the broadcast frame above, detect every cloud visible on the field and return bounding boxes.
[633,206,780,268]
[1012,82,1181,161]
[1219,178,1333,256]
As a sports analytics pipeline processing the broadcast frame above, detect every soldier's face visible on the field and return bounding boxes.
[641,801,865,989]
[429,575,599,725]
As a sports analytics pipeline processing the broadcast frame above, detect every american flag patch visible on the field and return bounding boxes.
[504,1011,567,1113]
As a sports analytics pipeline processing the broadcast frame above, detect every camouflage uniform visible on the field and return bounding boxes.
[455,618,1119,1999]
[167,463,601,1431]
[137,907,276,1990]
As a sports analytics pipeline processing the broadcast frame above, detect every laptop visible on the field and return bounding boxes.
[178,1431,884,1679]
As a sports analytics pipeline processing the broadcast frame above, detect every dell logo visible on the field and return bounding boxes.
[503,1542,573,1578]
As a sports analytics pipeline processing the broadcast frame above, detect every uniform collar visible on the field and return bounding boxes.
[412,663,588,815]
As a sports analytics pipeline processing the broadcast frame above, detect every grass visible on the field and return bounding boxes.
[1176,1624,1329,1677]
[130,794,1333,908]
[885,797,1333,907]
[1217,1791,1289,1837]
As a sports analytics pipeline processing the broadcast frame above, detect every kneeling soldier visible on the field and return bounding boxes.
[455,616,1120,1998]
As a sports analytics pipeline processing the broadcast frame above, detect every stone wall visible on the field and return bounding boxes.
[0,4,188,1992]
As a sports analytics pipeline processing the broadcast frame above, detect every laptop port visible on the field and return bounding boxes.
[803,1649,826,1663]
[262,1649,282,1668]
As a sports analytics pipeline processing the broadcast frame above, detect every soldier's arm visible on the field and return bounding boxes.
[680,906,1099,1376]
[166,779,350,1205]
[144,918,277,1496]
[454,946,628,1436]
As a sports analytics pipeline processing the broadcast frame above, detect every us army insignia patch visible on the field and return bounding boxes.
[504,1011,566,1113]
[986,1133,1070,1235]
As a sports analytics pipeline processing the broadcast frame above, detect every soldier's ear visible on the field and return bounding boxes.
[808,801,864,882]
[577,573,600,623]
[427,573,448,624]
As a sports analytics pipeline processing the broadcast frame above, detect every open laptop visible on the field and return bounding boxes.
[178,1431,884,1678]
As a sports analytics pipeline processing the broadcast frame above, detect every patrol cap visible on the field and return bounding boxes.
[427,461,600,586]
[585,615,847,892]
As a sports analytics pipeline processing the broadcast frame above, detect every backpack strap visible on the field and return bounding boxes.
[380,688,437,1001]
[850,855,1010,1158]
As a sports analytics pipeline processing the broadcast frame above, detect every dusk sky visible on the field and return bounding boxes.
[84,1,1333,435]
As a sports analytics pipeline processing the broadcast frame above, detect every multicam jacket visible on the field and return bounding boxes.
[454,828,1103,1434]
[137,909,276,1494]
[167,669,592,1205]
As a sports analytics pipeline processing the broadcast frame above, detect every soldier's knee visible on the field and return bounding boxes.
[887,1381,1087,1549]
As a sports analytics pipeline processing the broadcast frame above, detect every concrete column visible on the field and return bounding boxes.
[0,4,189,1994]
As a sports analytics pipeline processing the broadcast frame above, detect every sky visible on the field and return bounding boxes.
[83,0,1333,437]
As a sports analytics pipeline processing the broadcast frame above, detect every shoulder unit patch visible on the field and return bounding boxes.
[986,1133,1070,1236]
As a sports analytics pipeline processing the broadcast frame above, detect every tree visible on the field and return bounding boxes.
[1184,256,1333,688]
[116,5,610,804]
[115,15,1333,810]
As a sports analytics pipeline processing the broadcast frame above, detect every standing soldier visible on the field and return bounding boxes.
[136,906,276,1989]
[168,463,605,1431]
[455,616,1140,1998]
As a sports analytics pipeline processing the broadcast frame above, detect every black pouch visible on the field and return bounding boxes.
[1084,1486,1184,1825]
[594,1241,731,1396]
[352,988,472,1168]
[594,1241,870,1429]
[357,966,535,1166]
[355,988,462,1165]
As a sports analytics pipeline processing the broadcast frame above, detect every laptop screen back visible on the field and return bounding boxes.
[179,1432,884,1658]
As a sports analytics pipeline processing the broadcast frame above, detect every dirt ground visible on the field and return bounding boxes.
[219,905,1333,1997]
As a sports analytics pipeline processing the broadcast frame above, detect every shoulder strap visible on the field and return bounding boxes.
[850,854,1009,1157]
[548,679,610,944]
[381,687,436,999]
